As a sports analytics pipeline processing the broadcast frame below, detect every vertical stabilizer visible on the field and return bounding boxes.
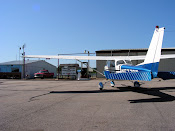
[138,26,165,78]
[144,26,165,64]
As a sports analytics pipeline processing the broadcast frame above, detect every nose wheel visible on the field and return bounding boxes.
[99,82,104,90]
[98,80,116,90]
[110,81,115,87]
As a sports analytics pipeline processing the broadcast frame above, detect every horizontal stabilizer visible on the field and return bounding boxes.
[157,71,175,80]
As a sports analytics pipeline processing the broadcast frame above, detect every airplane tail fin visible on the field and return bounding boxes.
[138,26,165,78]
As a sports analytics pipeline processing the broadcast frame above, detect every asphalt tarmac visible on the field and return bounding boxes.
[0,79,175,131]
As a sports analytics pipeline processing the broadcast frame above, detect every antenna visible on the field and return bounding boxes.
[22,44,26,49]
[18,46,21,64]
[128,49,130,56]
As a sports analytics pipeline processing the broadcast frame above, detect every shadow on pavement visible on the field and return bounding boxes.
[50,86,175,103]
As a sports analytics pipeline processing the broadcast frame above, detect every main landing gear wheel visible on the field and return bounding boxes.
[99,82,104,90]
[110,81,115,87]
[134,81,140,87]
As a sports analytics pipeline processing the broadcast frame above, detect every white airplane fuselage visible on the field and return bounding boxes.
[104,59,137,73]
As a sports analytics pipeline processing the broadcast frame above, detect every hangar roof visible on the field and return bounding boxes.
[0,60,42,65]
[96,48,175,53]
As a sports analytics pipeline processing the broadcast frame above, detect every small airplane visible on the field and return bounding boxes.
[24,26,175,90]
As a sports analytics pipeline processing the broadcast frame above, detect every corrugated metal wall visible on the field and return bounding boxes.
[25,60,57,78]
[0,65,22,73]
[0,60,57,79]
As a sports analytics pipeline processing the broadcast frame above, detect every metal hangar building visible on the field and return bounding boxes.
[0,60,57,79]
[96,48,175,78]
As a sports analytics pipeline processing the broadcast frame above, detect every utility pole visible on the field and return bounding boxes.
[19,47,21,64]
[22,44,26,79]
[88,51,89,78]
[58,54,59,79]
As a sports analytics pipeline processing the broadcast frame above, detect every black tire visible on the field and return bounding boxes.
[134,81,140,87]
[151,72,154,79]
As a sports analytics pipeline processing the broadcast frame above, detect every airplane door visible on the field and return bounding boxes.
[115,60,125,71]
[115,65,120,71]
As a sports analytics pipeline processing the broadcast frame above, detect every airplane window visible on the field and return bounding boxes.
[106,61,111,67]
[110,60,115,67]
[116,60,125,65]
[125,60,132,65]
[106,60,115,68]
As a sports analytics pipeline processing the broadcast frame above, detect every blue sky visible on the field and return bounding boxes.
[1,0,175,67]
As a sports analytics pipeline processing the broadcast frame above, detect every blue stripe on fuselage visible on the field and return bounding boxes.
[104,71,151,81]
[137,62,159,78]
[121,65,151,72]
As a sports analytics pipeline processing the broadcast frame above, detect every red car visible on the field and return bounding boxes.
[34,70,54,79]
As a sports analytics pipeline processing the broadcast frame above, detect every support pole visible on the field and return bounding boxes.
[22,44,25,79]
[58,55,59,79]
[88,51,89,78]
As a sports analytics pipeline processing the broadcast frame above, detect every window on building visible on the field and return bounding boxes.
[11,68,19,72]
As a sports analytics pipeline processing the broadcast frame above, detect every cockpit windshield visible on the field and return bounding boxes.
[106,60,115,67]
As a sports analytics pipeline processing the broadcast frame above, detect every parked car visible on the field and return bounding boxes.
[34,70,54,79]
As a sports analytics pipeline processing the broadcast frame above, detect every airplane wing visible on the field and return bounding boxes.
[24,55,145,60]
[24,54,175,61]
[160,54,175,59]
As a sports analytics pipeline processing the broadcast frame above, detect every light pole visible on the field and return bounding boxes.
[84,50,90,78]
[22,44,26,79]
[58,54,59,79]
[19,47,21,63]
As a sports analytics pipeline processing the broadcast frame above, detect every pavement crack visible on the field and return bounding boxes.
[28,93,50,102]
